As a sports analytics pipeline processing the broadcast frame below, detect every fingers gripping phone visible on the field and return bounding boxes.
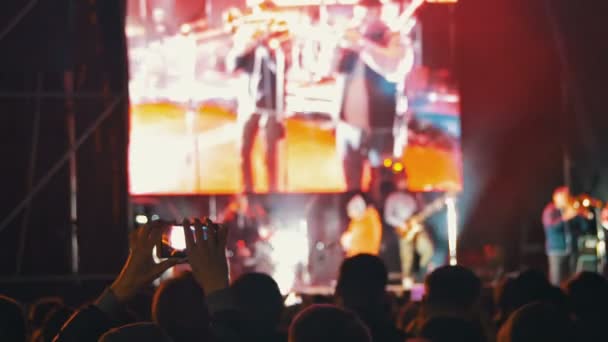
[156,223,207,259]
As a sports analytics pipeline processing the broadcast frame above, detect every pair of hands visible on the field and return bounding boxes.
[110,218,229,303]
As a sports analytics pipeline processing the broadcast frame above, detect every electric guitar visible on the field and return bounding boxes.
[396,192,456,241]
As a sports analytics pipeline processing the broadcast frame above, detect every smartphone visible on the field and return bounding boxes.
[156,224,199,259]
[410,284,425,302]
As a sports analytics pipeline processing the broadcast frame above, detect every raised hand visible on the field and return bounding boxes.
[110,221,179,302]
[182,218,230,294]
[340,231,352,250]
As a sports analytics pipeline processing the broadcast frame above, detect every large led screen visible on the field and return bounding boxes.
[126,0,461,194]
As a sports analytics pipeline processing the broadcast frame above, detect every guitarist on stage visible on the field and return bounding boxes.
[384,185,434,287]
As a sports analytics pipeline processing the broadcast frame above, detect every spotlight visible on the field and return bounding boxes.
[259,226,271,240]
[393,162,404,173]
[269,38,280,50]
[135,215,149,225]
[180,23,192,35]
[446,196,458,265]
[316,242,325,251]
[383,158,393,168]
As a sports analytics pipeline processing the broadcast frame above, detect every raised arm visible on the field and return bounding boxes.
[54,222,178,342]
[359,32,412,82]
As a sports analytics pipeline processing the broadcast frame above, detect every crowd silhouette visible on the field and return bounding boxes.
[1,218,607,342]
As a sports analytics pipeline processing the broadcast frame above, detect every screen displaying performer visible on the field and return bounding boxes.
[126,0,462,194]
[226,15,288,192]
[337,0,409,191]
[542,186,593,285]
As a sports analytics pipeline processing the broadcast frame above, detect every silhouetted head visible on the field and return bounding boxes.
[503,270,552,313]
[565,271,608,323]
[38,305,75,342]
[289,304,371,342]
[497,302,574,342]
[494,275,517,324]
[28,297,63,331]
[552,186,571,210]
[231,272,284,333]
[347,194,368,220]
[0,295,26,342]
[424,265,482,312]
[336,254,388,309]
[420,316,486,342]
[152,272,209,342]
[99,322,172,342]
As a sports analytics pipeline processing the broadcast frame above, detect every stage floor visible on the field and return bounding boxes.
[129,102,461,194]
[293,283,424,297]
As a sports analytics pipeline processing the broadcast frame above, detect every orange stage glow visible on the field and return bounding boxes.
[128,103,461,194]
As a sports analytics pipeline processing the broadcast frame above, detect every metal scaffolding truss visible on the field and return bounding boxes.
[1,83,127,275]
[1,0,132,277]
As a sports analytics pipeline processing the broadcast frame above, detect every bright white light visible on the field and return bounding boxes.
[269,38,280,50]
[152,8,165,22]
[180,23,192,35]
[169,226,186,250]
[316,241,325,251]
[428,92,439,102]
[151,214,160,221]
[284,292,303,306]
[402,277,414,290]
[259,226,272,240]
[353,5,366,21]
[597,240,606,258]
[135,215,148,225]
[446,196,458,265]
[268,221,310,294]
[185,110,196,127]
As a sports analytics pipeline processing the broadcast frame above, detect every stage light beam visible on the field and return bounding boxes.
[446,195,458,265]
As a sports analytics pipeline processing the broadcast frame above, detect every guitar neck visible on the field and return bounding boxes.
[409,194,451,223]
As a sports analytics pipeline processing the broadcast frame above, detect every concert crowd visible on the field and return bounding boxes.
[1,216,607,342]
[2,0,606,340]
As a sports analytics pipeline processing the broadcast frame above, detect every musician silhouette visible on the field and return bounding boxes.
[227,13,287,192]
[337,0,410,190]
[383,178,434,287]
